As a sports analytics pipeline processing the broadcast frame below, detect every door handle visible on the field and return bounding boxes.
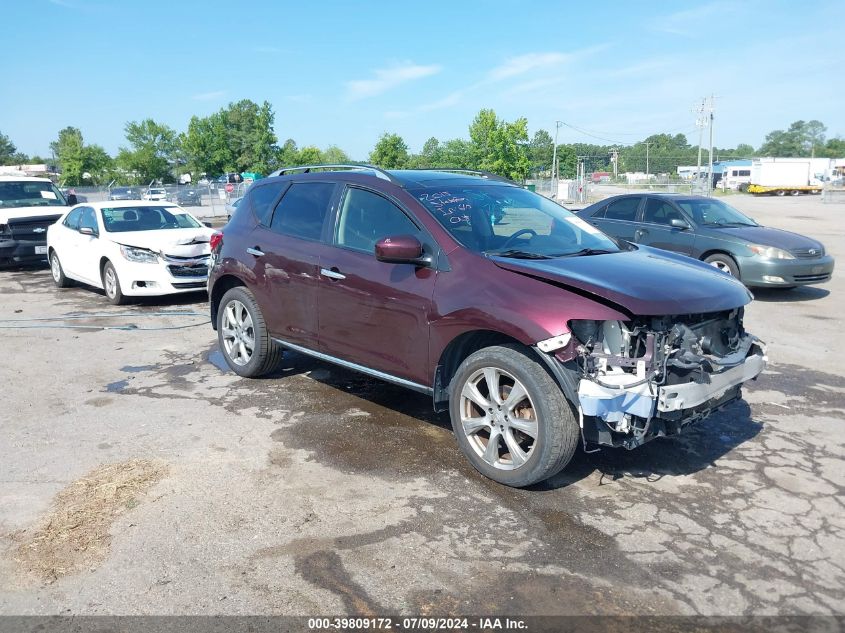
[246,246,264,257]
[320,267,346,281]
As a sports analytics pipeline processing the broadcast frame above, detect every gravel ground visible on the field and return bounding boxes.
[0,193,842,617]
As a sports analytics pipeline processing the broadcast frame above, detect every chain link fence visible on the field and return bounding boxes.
[64,182,250,219]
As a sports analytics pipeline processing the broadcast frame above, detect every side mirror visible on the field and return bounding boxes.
[374,235,427,265]
[203,221,213,228]
[79,226,97,237]
[66,194,78,206]
[670,218,690,230]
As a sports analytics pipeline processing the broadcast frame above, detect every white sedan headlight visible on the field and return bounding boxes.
[120,245,159,263]
[748,244,795,260]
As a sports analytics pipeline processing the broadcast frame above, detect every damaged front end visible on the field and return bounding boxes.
[560,308,766,449]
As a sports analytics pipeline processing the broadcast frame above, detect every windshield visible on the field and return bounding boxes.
[675,198,757,227]
[0,180,67,208]
[413,185,621,257]
[101,206,202,232]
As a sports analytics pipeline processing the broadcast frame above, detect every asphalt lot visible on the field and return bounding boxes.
[0,193,843,616]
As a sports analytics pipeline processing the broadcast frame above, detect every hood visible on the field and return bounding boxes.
[490,246,752,316]
[111,227,214,257]
[710,225,823,251]
[0,205,66,224]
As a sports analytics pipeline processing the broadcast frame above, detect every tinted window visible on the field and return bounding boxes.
[739,169,750,177]
[336,187,419,253]
[589,204,607,219]
[79,207,98,234]
[642,198,684,226]
[270,182,335,240]
[63,208,83,230]
[604,197,641,221]
[249,184,285,226]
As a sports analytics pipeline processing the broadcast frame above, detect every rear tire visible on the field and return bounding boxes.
[49,251,72,288]
[449,344,579,487]
[704,253,740,278]
[217,286,282,377]
[790,190,801,196]
[102,261,126,305]
[775,189,786,196]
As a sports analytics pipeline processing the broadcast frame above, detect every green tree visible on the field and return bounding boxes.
[321,145,350,164]
[529,129,554,173]
[83,144,115,183]
[50,127,86,185]
[0,131,18,165]
[276,139,299,167]
[468,109,531,181]
[297,146,322,165]
[822,137,845,158]
[369,133,409,168]
[181,112,231,177]
[759,120,827,157]
[117,119,178,183]
[437,139,472,168]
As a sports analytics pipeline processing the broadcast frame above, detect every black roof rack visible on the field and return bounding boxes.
[268,164,400,184]
[414,168,517,185]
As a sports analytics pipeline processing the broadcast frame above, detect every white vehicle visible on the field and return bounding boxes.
[748,158,824,195]
[0,176,76,266]
[720,166,752,191]
[142,187,168,201]
[47,201,214,304]
[225,196,243,220]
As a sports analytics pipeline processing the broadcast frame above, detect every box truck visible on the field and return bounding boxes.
[748,158,823,196]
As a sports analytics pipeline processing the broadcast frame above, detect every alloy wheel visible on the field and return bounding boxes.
[221,299,256,366]
[104,268,117,297]
[459,367,538,470]
[50,255,61,283]
[709,260,732,275]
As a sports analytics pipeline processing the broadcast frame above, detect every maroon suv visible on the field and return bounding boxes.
[208,167,766,487]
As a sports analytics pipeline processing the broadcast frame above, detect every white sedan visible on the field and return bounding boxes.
[47,201,215,304]
[142,187,168,201]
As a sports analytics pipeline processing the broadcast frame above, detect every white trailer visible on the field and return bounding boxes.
[748,158,823,196]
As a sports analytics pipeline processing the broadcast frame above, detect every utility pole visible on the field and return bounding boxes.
[695,98,706,190]
[707,94,715,197]
[644,142,652,180]
[611,147,618,179]
[551,120,562,198]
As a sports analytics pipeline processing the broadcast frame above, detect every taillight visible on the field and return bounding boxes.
[209,231,223,252]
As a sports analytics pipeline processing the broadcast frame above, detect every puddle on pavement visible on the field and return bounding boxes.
[105,378,130,393]
[120,364,157,374]
[207,349,231,374]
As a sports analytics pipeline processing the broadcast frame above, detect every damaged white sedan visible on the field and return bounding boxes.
[47,201,214,304]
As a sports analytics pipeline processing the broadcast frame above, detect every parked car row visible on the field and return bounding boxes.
[2,169,835,487]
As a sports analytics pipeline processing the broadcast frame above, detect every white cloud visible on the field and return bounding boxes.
[192,90,226,101]
[488,52,571,81]
[345,62,441,101]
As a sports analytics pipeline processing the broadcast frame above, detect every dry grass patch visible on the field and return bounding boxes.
[13,458,168,582]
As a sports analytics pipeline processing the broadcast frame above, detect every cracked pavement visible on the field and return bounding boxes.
[0,194,842,616]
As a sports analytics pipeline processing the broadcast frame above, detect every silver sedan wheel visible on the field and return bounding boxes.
[709,260,733,275]
[459,367,538,470]
[221,299,255,366]
[104,267,118,297]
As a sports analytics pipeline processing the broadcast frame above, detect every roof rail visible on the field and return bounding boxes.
[415,168,517,185]
[268,164,399,184]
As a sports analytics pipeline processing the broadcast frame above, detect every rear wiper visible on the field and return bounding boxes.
[558,248,616,257]
[486,249,553,260]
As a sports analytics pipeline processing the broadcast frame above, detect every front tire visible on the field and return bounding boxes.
[50,251,72,288]
[102,260,126,305]
[217,286,282,377]
[449,344,579,487]
[704,253,740,278]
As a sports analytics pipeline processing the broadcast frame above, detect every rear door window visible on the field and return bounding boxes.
[604,197,641,221]
[270,182,336,241]
[249,183,287,226]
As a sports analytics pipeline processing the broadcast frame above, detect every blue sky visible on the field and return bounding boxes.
[1,0,842,159]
